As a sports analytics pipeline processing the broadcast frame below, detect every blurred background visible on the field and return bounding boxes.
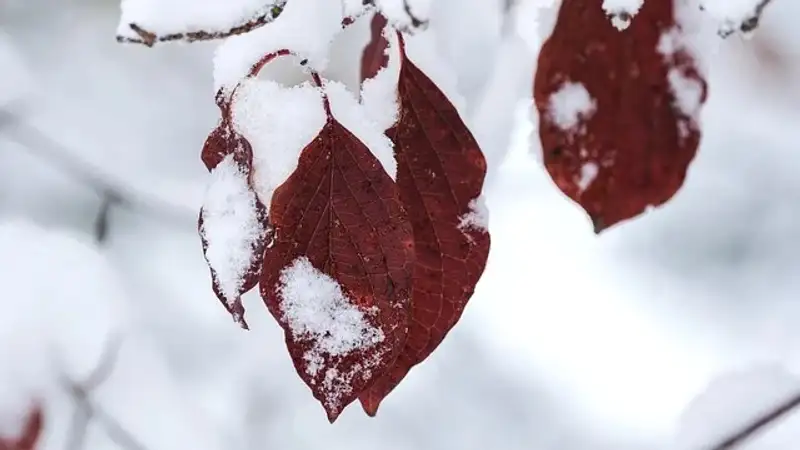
[2,0,800,448]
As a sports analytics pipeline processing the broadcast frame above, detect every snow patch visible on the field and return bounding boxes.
[231,79,327,206]
[200,154,264,309]
[278,256,386,399]
[698,0,772,36]
[547,81,596,131]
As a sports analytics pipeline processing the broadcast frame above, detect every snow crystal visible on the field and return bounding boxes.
[360,26,402,133]
[674,364,800,449]
[326,80,397,180]
[278,257,385,372]
[577,162,599,193]
[200,154,264,308]
[547,81,596,131]
[117,0,278,40]
[213,0,343,93]
[459,197,490,234]
[231,79,327,206]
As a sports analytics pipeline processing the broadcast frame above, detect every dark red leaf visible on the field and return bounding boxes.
[534,0,707,232]
[359,34,491,416]
[0,405,43,450]
[259,84,414,422]
[360,14,389,86]
[198,98,270,329]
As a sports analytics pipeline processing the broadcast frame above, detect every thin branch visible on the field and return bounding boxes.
[708,389,800,449]
[59,335,150,450]
[116,1,287,47]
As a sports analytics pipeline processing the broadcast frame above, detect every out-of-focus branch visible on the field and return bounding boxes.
[116,1,287,47]
[60,335,150,450]
[706,0,775,38]
[0,107,196,229]
[708,389,800,449]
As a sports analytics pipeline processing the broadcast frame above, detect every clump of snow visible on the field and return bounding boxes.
[547,81,596,131]
[602,0,644,30]
[576,162,599,193]
[200,153,265,309]
[360,24,402,133]
[278,256,385,377]
[117,0,279,40]
[213,0,343,93]
[673,364,800,449]
[231,79,327,206]
[459,197,490,234]
[326,80,397,180]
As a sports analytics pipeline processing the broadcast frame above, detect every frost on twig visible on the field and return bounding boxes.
[116,0,287,47]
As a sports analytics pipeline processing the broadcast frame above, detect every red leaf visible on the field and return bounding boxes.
[359,34,491,415]
[198,97,271,329]
[534,0,707,231]
[360,14,389,86]
[0,406,43,450]
[259,81,414,422]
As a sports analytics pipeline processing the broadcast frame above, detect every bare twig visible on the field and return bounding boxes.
[708,389,800,449]
[705,0,775,38]
[116,1,287,47]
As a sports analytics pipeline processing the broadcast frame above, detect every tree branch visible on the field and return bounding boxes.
[709,389,800,449]
[116,1,288,47]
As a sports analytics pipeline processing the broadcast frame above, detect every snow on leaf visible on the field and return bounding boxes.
[534,0,707,232]
[199,101,269,329]
[602,0,644,30]
[0,405,43,450]
[358,33,491,416]
[547,81,596,132]
[259,79,414,422]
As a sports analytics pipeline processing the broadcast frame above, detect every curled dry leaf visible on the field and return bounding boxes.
[0,405,43,450]
[534,0,707,231]
[260,78,414,422]
[359,32,491,415]
[199,95,271,329]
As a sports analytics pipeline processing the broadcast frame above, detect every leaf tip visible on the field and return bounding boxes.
[358,395,381,417]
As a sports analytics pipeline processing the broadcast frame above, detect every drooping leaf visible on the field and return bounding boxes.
[259,85,414,422]
[360,14,389,86]
[0,405,43,450]
[534,0,707,231]
[199,97,271,329]
[359,33,491,416]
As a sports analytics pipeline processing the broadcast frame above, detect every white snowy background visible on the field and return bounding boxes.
[2,0,800,448]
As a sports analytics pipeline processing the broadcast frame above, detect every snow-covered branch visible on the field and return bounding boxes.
[116,0,287,47]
